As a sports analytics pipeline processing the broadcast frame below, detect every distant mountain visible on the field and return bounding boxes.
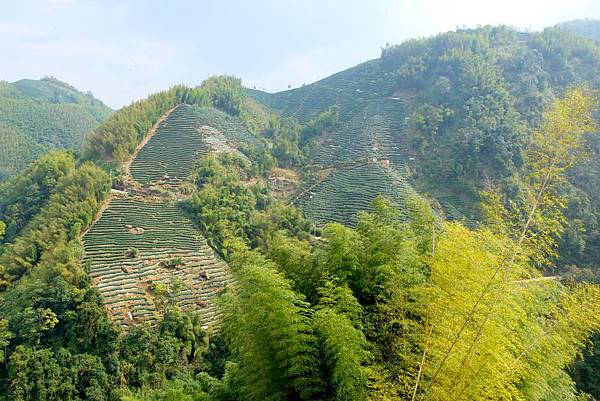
[0,77,112,179]
[558,19,600,42]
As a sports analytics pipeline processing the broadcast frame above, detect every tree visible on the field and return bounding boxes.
[0,151,76,242]
[312,281,370,401]
[418,87,600,400]
[7,346,110,401]
[0,161,110,288]
[221,249,323,401]
[420,224,600,401]
[0,319,13,363]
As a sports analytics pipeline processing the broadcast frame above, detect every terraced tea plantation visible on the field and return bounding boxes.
[191,106,264,151]
[83,197,231,328]
[310,99,406,168]
[248,58,397,122]
[130,104,256,187]
[295,96,416,227]
[248,59,425,228]
[297,163,415,227]
[129,104,208,186]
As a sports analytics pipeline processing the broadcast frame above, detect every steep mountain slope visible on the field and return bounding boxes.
[249,25,600,261]
[129,104,254,187]
[0,77,112,179]
[297,163,416,227]
[83,196,230,328]
[248,60,419,227]
[81,103,259,328]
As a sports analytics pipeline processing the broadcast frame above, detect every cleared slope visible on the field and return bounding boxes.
[249,61,414,227]
[129,104,207,186]
[297,163,414,227]
[246,59,396,122]
[310,98,407,168]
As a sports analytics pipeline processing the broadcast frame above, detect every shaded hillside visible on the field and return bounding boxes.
[0,77,112,179]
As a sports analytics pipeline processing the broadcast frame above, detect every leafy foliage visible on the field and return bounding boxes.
[312,282,370,401]
[183,153,311,257]
[0,124,45,179]
[264,108,339,167]
[186,76,244,116]
[0,153,110,289]
[421,224,600,401]
[0,151,76,242]
[221,249,323,401]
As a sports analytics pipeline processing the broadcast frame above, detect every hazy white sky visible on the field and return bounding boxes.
[2,0,600,108]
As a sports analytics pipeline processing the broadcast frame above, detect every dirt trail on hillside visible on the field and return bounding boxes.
[80,195,113,238]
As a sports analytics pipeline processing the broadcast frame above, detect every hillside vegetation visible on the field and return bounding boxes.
[0,77,112,179]
[3,24,600,401]
[560,18,600,42]
[249,23,600,272]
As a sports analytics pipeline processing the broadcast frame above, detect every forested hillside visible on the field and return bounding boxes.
[2,23,600,401]
[560,19,600,42]
[0,77,112,179]
[249,24,600,275]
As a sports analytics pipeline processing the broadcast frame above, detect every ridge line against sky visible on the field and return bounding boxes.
[3,0,600,108]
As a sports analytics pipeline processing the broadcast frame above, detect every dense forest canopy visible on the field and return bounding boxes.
[3,19,600,401]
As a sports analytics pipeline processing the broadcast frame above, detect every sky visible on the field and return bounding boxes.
[2,0,600,108]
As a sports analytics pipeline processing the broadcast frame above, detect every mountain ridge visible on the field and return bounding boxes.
[0,77,112,179]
